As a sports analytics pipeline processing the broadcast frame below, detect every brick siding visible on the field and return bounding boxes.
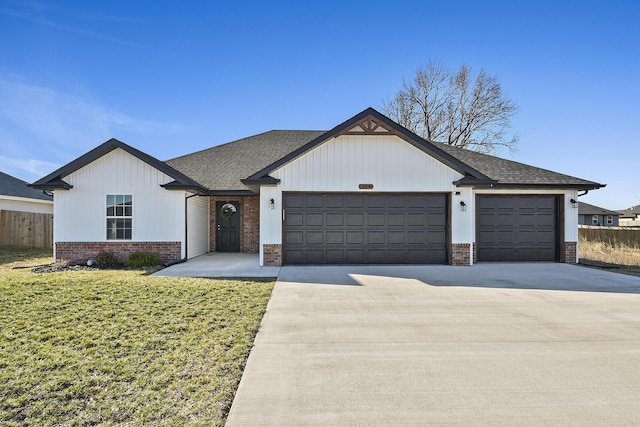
[451,243,472,266]
[209,195,260,253]
[56,241,181,264]
[562,241,577,264]
[263,244,282,266]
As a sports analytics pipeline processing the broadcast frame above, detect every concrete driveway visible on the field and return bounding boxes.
[226,263,640,426]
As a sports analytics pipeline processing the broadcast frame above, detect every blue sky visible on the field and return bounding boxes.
[1,0,638,209]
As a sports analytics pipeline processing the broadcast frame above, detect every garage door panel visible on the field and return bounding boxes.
[345,195,364,208]
[477,195,558,262]
[326,195,344,208]
[368,231,385,244]
[326,232,343,244]
[306,231,323,244]
[407,213,426,226]
[285,231,303,244]
[283,193,448,265]
[388,214,405,226]
[367,213,385,226]
[346,232,364,244]
[346,213,364,226]
[326,213,344,226]
[306,195,324,208]
[286,213,304,226]
[305,213,323,226]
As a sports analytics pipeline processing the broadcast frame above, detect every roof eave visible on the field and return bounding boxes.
[29,179,73,190]
[240,176,280,186]
[479,183,606,190]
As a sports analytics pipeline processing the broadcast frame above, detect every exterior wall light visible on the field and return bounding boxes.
[460,201,467,211]
[269,198,275,209]
[570,198,578,208]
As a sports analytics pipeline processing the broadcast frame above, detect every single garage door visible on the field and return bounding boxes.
[283,193,447,265]
[476,195,559,262]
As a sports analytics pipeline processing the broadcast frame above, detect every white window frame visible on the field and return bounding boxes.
[607,215,613,225]
[106,194,133,240]
[592,215,598,225]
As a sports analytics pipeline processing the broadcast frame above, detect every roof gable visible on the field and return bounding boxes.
[31,138,205,191]
[243,107,491,184]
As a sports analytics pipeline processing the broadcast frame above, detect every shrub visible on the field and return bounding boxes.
[125,251,160,268]
[95,251,119,268]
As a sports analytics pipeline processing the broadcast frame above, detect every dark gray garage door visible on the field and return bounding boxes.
[283,193,447,265]
[476,195,559,262]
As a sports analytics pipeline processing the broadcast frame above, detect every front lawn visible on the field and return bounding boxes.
[0,246,274,426]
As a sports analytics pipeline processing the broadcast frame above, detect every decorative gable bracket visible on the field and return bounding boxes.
[335,115,398,137]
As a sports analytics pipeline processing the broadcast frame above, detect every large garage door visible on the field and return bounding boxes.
[476,195,559,262]
[283,193,447,265]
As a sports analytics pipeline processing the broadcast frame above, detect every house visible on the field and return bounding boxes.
[1,171,53,248]
[1,171,53,214]
[578,201,619,226]
[618,206,640,226]
[31,108,604,266]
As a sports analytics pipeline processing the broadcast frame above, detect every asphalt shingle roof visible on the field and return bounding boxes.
[578,201,619,216]
[166,130,601,191]
[434,143,601,187]
[166,130,326,191]
[0,171,52,201]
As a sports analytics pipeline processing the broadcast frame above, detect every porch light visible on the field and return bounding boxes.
[570,198,578,208]
[269,198,275,209]
[459,201,467,211]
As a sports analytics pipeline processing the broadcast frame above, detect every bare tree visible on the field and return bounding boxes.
[383,60,519,153]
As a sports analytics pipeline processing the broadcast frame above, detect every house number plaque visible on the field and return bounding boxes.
[358,184,374,190]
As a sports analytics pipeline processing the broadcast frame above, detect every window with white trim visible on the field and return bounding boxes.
[607,215,613,225]
[106,195,132,240]
[592,215,598,225]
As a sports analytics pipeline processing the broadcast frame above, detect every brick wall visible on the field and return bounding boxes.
[562,241,577,264]
[56,241,181,264]
[209,196,260,253]
[263,244,282,266]
[451,243,472,266]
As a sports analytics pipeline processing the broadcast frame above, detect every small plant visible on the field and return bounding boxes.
[125,251,160,268]
[95,251,119,268]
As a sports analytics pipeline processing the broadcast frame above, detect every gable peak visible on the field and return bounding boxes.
[336,114,397,137]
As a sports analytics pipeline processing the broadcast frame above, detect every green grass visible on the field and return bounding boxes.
[0,246,274,426]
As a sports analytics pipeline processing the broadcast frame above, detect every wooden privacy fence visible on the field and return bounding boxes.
[579,225,640,247]
[0,210,53,248]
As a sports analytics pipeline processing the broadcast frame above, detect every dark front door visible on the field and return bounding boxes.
[216,201,240,252]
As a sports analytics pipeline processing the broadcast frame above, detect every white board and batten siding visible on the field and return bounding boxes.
[54,148,189,258]
[186,195,210,258]
[0,196,53,214]
[259,134,469,264]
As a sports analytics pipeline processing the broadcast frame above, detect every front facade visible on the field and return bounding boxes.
[32,108,603,266]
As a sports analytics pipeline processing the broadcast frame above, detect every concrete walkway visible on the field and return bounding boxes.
[226,263,640,426]
[151,253,279,278]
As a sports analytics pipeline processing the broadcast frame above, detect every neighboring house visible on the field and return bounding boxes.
[1,171,53,214]
[578,202,619,226]
[31,108,604,266]
[618,206,640,226]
